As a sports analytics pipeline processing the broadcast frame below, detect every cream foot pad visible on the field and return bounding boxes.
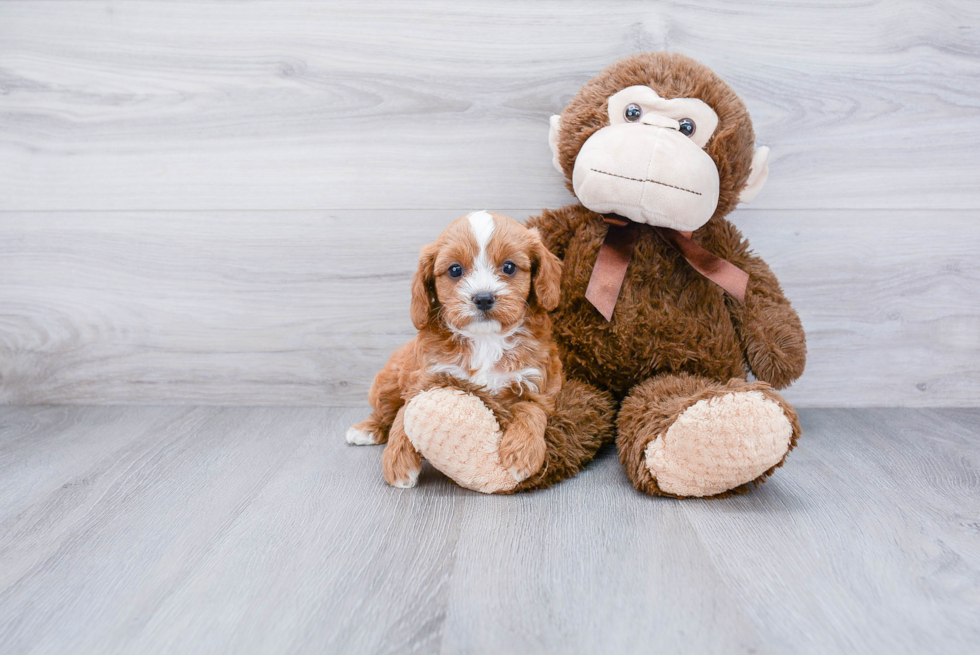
[403,388,519,494]
[645,391,793,497]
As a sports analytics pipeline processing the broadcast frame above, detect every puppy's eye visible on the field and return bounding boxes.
[502,261,517,276]
[624,103,642,122]
[678,118,696,137]
[448,264,463,279]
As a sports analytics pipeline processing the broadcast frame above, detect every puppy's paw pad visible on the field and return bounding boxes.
[346,427,377,446]
[390,468,420,489]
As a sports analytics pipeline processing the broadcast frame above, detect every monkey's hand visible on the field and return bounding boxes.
[732,266,807,390]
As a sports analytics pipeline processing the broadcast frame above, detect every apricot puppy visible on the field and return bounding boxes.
[347,211,564,489]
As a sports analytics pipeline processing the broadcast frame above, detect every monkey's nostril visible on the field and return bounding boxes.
[473,292,495,312]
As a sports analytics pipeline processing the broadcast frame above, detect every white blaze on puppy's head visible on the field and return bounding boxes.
[457,210,509,313]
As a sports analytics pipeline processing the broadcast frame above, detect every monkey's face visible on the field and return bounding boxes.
[549,54,771,230]
[570,85,722,232]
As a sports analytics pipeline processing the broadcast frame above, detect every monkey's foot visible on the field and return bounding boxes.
[403,388,518,494]
[645,391,793,497]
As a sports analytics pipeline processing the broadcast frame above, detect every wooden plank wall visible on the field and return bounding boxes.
[1,1,977,407]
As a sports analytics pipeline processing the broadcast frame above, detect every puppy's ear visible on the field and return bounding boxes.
[410,243,438,330]
[529,228,562,312]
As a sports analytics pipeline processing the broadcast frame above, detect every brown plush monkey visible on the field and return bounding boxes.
[529,51,806,497]
[396,52,804,497]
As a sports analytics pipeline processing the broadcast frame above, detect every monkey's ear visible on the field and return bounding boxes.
[548,115,564,174]
[529,228,562,312]
[739,146,770,204]
[410,244,438,330]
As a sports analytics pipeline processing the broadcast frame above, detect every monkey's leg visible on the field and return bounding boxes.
[401,378,615,494]
[617,373,800,498]
[402,386,517,494]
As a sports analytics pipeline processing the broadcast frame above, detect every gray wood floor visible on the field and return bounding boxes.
[0,406,977,654]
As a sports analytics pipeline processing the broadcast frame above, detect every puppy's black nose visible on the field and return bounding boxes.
[473,292,495,312]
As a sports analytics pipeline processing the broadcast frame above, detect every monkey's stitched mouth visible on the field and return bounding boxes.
[590,168,702,196]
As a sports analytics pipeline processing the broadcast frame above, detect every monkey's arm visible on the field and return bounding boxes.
[526,205,594,259]
[718,231,806,390]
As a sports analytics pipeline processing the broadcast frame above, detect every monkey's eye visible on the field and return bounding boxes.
[448,264,463,279]
[624,103,642,122]
[502,261,517,276]
[678,118,696,137]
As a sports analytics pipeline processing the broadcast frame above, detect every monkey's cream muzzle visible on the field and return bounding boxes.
[571,122,721,231]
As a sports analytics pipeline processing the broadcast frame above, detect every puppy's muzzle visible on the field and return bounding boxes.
[473,292,496,312]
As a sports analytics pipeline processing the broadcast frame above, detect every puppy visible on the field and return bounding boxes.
[346,210,564,488]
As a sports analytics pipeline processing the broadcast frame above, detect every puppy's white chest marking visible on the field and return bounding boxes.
[429,327,541,394]
[480,367,543,394]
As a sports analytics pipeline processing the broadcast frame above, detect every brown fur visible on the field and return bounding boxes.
[410,215,562,333]
[525,52,807,496]
[423,375,617,493]
[616,374,801,499]
[553,52,756,225]
[352,213,569,485]
[529,204,807,397]
[381,406,419,487]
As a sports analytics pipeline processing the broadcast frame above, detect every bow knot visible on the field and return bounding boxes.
[583,214,749,321]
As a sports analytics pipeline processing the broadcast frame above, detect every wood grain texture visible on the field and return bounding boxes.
[1,209,976,407]
[0,406,977,654]
[1,1,978,407]
[1,1,979,212]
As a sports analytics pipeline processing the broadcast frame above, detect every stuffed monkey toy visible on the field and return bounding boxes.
[397,52,805,497]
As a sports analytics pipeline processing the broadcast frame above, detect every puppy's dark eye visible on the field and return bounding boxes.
[678,118,696,137]
[502,261,517,276]
[448,264,463,279]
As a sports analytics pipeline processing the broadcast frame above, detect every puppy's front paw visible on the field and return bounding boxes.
[499,426,546,483]
[382,442,422,489]
[346,425,378,446]
[389,468,420,489]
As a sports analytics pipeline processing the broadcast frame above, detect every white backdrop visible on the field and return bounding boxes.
[1,1,977,406]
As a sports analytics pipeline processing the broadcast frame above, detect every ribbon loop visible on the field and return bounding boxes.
[584,221,636,321]
[584,215,749,321]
